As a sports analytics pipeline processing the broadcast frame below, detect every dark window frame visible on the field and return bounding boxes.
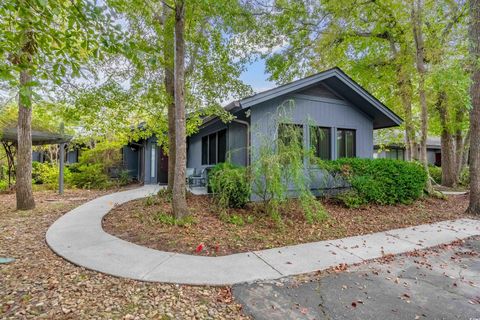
[310,126,331,161]
[201,129,227,165]
[336,128,356,158]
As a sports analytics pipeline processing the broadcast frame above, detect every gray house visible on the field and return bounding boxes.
[373,134,442,166]
[130,68,402,190]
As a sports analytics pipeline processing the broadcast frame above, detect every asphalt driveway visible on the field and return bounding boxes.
[233,237,480,320]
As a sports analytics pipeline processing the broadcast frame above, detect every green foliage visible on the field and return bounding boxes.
[67,140,123,190]
[209,162,251,208]
[459,167,470,187]
[225,213,245,226]
[32,162,72,190]
[252,104,328,223]
[69,163,111,189]
[118,169,132,186]
[0,179,8,192]
[144,195,157,206]
[328,158,427,206]
[157,188,173,203]
[335,190,367,209]
[428,165,442,184]
[78,140,123,171]
[154,212,197,227]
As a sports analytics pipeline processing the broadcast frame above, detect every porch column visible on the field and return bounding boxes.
[59,143,64,194]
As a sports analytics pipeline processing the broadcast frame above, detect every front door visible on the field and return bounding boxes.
[157,147,168,184]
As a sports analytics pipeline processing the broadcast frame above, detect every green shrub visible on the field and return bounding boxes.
[69,163,111,189]
[327,158,427,206]
[428,165,442,184]
[459,167,470,186]
[209,162,251,208]
[335,190,367,208]
[118,169,132,186]
[32,162,72,190]
[0,179,8,192]
[78,140,123,170]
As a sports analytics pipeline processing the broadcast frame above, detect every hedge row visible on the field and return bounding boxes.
[325,158,427,207]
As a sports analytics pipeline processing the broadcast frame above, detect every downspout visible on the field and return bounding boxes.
[232,119,250,166]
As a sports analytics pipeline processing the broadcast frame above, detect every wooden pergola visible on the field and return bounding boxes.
[1,126,72,194]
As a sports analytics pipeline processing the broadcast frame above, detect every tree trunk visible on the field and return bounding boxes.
[454,111,465,183]
[437,91,457,187]
[412,0,433,192]
[390,39,416,162]
[172,0,189,218]
[2,142,16,188]
[461,129,471,172]
[398,72,416,161]
[16,68,35,210]
[163,4,176,191]
[467,0,480,215]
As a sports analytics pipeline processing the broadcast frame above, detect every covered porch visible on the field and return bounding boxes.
[1,126,72,194]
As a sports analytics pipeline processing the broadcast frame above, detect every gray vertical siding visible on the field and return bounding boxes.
[122,146,139,179]
[187,121,228,172]
[186,116,250,172]
[249,93,373,195]
[227,121,248,166]
[250,94,373,161]
[66,149,78,164]
[427,149,437,165]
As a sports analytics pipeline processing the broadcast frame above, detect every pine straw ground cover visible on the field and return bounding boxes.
[104,193,475,256]
[0,189,246,319]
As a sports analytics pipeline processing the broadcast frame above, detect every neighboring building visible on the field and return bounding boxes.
[374,136,442,166]
[130,67,403,192]
[32,149,80,164]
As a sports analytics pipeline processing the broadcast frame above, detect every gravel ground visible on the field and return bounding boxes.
[0,189,247,319]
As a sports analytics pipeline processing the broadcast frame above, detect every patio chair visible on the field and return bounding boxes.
[189,168,206,187]
[186,168,195,185]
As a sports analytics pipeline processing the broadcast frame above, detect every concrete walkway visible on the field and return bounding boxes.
[46,186,480,286]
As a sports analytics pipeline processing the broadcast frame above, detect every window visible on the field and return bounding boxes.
[278,123,304,150]
[337,129,356,158]
[201,136,208,165]
[201,129,227,165]
[310,126,331,160]
[217,129,226,163]
[208,133,216,165]
[385,148,404,160]
[150,145,156,178]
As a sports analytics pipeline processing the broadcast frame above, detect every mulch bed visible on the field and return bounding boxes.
[0,188,246,319]
[103,192,475,257]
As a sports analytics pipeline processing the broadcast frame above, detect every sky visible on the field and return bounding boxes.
[239,58,276,94]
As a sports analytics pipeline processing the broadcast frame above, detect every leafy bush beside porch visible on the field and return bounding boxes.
[209,162,251,209]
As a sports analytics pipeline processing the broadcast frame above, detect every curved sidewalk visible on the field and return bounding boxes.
[46,186,480,286]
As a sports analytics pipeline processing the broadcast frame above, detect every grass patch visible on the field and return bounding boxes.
[154,212,197,227]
